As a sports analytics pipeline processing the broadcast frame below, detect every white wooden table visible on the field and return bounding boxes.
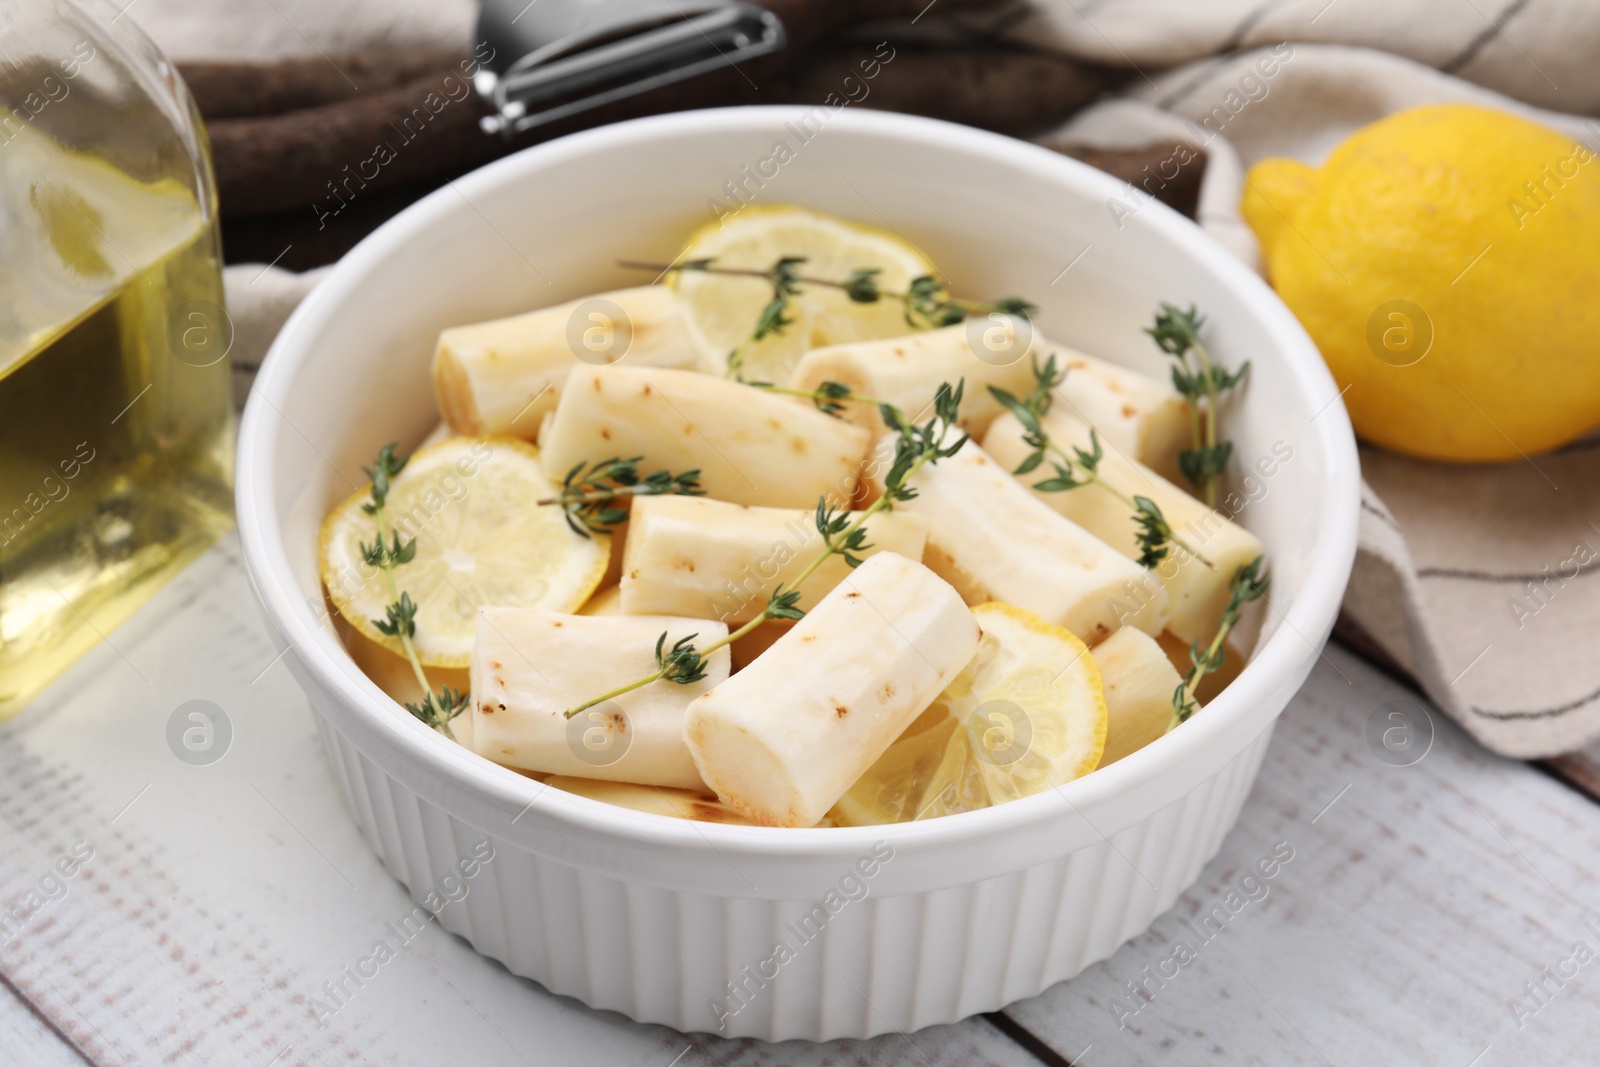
[3,536,1597,1066]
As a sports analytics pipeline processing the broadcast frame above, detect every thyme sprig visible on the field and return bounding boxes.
[1147,303,1249,507]
[619,257,1035,379]
[1168,556,1269,727]
[359,443,469,736]
[564,381,970,718]
[654,632,708,687]
[723,256,807,378]
[989,355,1214,571]
[540,456,704,538]
[747,379,887,416]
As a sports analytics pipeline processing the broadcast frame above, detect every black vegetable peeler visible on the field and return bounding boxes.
[474,0,785,137]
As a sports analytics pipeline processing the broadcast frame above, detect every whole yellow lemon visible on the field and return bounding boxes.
[1242,104,1600,461]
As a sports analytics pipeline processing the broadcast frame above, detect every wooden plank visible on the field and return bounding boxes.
[0,537,1043,1067]
[1004,643,1600,1066]
[0,977,89,1067]
[18,535,1598,1064]
[1340,611,1600,807]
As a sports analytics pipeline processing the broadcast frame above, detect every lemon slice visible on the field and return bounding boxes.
[670,205,936,382]
[320,436,608,667]
[832,602,1107,825]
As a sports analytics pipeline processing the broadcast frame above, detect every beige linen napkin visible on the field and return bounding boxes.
[966,0,1600,113]
[128,0,477,61]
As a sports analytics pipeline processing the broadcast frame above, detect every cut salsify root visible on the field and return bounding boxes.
[560,381,971,720]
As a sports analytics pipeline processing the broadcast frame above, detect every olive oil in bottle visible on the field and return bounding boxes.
[0,121,235,718]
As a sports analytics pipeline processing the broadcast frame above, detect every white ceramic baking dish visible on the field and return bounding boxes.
[235,106,1359,1042]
